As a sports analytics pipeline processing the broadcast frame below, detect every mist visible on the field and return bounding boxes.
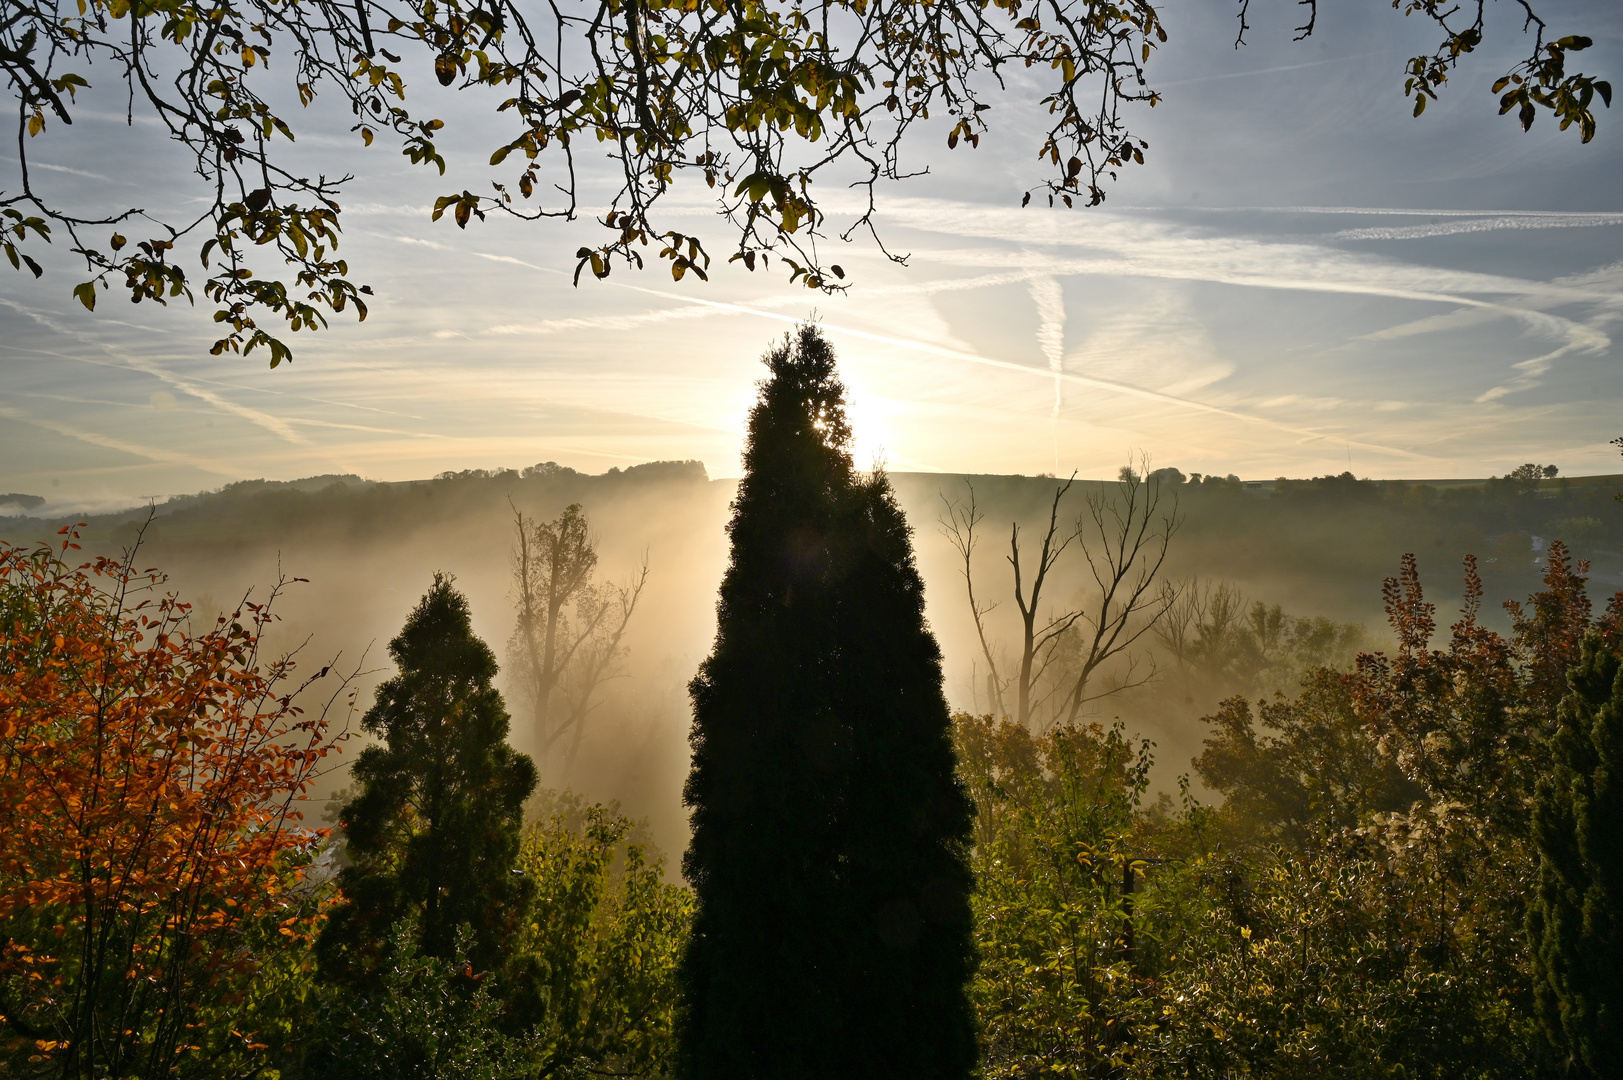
[4,459,1619,859]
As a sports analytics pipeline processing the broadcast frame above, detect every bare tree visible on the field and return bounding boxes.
[1051,465,1181,725]
[1155,576,1208,669]
[941,460,1181,731]
[509,501,648,778]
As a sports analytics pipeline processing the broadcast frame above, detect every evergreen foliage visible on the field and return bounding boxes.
[1530,632,1623,1074]
[678,326,978,1080]
[313,920,529,1080]
[318,574,538,984]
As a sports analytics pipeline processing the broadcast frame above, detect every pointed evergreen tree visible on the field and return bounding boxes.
[678,326,977,1080]
[1530,632,1623,1076]
[318,573,538,983]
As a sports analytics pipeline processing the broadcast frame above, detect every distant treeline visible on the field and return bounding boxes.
[7,462,1619,626]
[0,460,712,551]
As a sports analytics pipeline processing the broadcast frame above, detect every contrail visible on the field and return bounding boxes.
[0,405,240,478]
[593,278,1431,462]
[0,299,312,446]
[1326,215,1623,241]
[1026,275,1066,472]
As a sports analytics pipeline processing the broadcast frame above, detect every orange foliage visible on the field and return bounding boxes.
[0,526,351,1077]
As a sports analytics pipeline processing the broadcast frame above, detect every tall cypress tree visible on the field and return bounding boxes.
[678,326,978,1080]
[1530,632,1623,1076]
[318,573,538,983]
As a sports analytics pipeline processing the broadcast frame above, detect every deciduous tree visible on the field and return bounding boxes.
[1193,670,1423,848]
[954,712,1156,1077]
[0,526,352,1079]
[940,460,1178,731]
[1354,544,1618,833]
[508,503,647,780]
[513,796,692,1080]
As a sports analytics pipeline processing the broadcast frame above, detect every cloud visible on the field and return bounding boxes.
[845,199,1618,403]
[487,305,723,336]
[0,157,125,184]
[1067,283,1233,399]
[284,417,448,438]
[873,202,1605,308]
[1173,207,1623,219]
[1152,52,1382,90]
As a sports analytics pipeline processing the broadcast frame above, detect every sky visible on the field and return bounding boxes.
[2,0,1621,513]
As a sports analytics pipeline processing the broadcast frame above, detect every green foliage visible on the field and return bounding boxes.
[318,573,537,987]
[956,699,1548,1080]
[958,533,1623,1078]
[1194,669,1423,847]
[1529,634,1623,1075]
[1139,811,1544,1080]
[955,714,1161,1078]
[680,325,977,1080]
[296,795,689,1080]
[310,920,532,1080]
[513,796,692,1079]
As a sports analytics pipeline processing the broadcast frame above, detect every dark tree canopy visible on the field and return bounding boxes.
[679,325,977,1080]
[1530,633,1623,1076]
[0,0,1608,363]
[318,573,538,983]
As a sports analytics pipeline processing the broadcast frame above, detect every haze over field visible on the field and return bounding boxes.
[7,462,1618,858]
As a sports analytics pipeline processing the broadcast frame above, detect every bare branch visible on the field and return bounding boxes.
[1054,455,1182,727]
[940,484,1010,719]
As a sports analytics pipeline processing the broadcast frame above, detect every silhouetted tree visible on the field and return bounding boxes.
[1530,633,1623,1076]
[318,574,538,983]
[508,502,648,779]
[678,326,978,1080]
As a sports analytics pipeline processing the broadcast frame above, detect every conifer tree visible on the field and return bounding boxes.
[678,326,978,1080]
[319,574,538,982]
[1530,632,1623,1076]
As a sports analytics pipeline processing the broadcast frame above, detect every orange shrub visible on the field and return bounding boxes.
[0,526,351,1078]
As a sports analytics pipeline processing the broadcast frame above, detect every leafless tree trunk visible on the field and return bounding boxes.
[509,501,648,778]
[1055,465,1181,726]
[942,460,1181,731]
